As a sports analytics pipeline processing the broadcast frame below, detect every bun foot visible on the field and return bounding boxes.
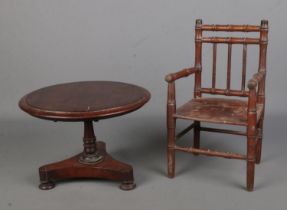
[119,181,136,191]
[39,181,55,190]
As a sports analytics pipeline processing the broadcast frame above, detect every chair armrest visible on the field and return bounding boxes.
[165,67,198,83]
[247,70,266,90]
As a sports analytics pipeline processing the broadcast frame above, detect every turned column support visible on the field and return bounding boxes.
[79,121,103,164]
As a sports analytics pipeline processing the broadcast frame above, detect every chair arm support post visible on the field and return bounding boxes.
[247,86,257,144]
[247,68,261,135]
[167,82,176,120]
[247,88,257,128]
[247,70,266,90]
[165,67,198,83]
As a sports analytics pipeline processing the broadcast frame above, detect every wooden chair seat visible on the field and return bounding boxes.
[174,98,264,126]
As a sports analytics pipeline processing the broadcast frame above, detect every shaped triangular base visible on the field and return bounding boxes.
[39,141,136,190]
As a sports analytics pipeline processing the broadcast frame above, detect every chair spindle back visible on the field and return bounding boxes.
[193,19,268,98]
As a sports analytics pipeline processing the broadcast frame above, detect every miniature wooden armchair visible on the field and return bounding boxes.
[165,19,268,191]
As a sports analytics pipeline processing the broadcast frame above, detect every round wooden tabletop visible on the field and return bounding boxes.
[19,81,150,121]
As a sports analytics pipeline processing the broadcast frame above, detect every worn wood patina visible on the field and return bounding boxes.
[165,20,268,191]
[19,81,150,190]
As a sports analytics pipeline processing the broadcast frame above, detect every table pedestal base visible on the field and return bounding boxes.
[39,141,136,191]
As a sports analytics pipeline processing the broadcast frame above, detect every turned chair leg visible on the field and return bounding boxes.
[193,121,200,155]
[247,134,256,191]
[255,118,264,164]
[167,118,176,178]
[167,82,176,178]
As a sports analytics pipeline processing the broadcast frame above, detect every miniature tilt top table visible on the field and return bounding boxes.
[19,81,150,190]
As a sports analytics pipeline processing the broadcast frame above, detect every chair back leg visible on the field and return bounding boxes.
[193,121,201,155]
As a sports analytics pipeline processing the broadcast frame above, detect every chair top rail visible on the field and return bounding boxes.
[199,24,261,32]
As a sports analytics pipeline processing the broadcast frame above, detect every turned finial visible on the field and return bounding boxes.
[196,19,202,25]
[261,20,268,29]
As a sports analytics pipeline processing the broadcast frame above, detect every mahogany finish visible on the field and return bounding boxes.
[19,81,150,121]
[19,81,150,190]
[165,20,268,191]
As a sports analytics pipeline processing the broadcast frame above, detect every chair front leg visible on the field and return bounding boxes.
[167,82,176,178]
[246,88,257,191]
[247,130,256,191]
[167,114,176,178]
[255,117,264,164]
